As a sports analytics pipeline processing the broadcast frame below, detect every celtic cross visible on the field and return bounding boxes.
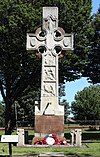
[27,7,73,116]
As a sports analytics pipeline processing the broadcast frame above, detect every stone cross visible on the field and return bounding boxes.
[27,7,73,138]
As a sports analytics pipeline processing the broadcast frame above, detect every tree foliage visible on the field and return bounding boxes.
[16,88,40,125]
[0,0,41,134]
[82,8,100,83]
[60,99,70,123]
[71,85,100,120]
[0,101,5,127]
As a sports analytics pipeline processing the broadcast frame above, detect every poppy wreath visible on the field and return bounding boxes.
[34,139,44,145]
[43,134,60,145]
[49,134,67,145]
[34,134,68,145]
[51,134,60,145]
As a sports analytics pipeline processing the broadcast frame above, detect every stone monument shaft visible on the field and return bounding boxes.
[27,7,73,137]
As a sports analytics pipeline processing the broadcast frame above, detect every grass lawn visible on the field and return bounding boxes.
[0,143,100,157]
[0,130,100,156]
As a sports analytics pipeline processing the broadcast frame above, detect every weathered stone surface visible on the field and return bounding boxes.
[26,7,73,138]
[39,152,64,157]
[75,129,82,147]
[70,129,82,147]
[35,115,64,135]
[17,128,24,146]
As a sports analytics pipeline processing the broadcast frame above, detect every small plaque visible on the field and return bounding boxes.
[1,135,18,143]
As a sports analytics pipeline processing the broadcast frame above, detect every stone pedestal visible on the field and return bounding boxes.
[35,115,64,138]
[70,129,82,147]
[75,129,82,147]
[70,130,75,145]
[17,128,24,146]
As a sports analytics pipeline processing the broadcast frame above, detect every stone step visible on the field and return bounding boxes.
[39,152,64,157]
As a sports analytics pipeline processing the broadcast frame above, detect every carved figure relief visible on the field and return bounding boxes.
[47,16,56,33]
[43,84,55,96]
[44,51,55,65]
[44,67,55,81]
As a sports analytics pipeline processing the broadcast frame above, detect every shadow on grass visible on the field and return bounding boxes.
[0,156,9,157]
[65,153,100,157]
[0,155,38,157]
[65,153,80,157]
[0,154,99,157]
[64,132,100,141]
[65,153,95,157]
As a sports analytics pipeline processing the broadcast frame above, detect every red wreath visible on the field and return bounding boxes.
[34,134,68,145]
[43,134,60,145]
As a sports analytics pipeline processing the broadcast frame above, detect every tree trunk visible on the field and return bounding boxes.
[5,100,12,135]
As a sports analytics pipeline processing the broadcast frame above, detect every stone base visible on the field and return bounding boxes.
[39,152,64,156]
[34,115,64,137]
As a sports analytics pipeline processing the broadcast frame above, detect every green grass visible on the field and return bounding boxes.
[0,132,4,136]
[0,143,100,156]
[0,130,100,156]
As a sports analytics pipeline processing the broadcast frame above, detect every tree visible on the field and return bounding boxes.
[60,99,70,123]
[0,101,5,127]
[16,87,40,126]
[0,0,93,134]
[59,83,66,100]
[0,0,41,134]
[71,85,100,120]
[82,8,100,83]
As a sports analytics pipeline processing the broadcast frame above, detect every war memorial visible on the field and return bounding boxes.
[1,7,82,157]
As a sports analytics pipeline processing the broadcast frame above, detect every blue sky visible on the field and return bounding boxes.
[92,0,100,13]
[62,78,91,106]
[0,1,100,102]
